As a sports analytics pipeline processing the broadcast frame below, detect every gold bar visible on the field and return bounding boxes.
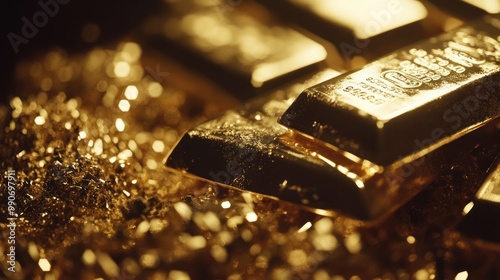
[279,15,500,165]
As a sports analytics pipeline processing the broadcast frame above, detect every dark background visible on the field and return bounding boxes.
[0,0,162,103]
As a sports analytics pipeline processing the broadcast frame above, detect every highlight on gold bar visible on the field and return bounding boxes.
[255,0,433,61]
[289,0,427,39]
[144,0,327,99]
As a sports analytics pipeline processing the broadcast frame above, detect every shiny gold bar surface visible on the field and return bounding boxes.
[280,15,500,165]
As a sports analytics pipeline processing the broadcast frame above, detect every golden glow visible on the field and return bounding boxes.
[245,212,258,222]
[169,270,191,280]
[185,235,207,250]
[345,233,362,254]
[462,202,474,215]
[147,82,163,98]
[174,202,193,221]
[463,0,500,13]
[317,154,337,168]
[152,140,165,153]
[293,0,427,39]
[146,158,158,170]
[38,258,51,271]
[78,131,87,139]
[221,201,231,209]
[118,99,130,112]
[476,162,500,203]
[252,43,327,87]
[81,23,100,43]
[124,85,139,100]
[120,42,142,62]
[455,271,469,280]
[113,61,131,77]
[115,118,126,132]
[40,77,53,91]
[406,235,416,244]
[34,116,45,125]
[93,139,103,156]
[82,249,96,266]
[298,221,312,233]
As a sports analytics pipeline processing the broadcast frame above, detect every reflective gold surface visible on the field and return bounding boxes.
[291,0,428,39]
